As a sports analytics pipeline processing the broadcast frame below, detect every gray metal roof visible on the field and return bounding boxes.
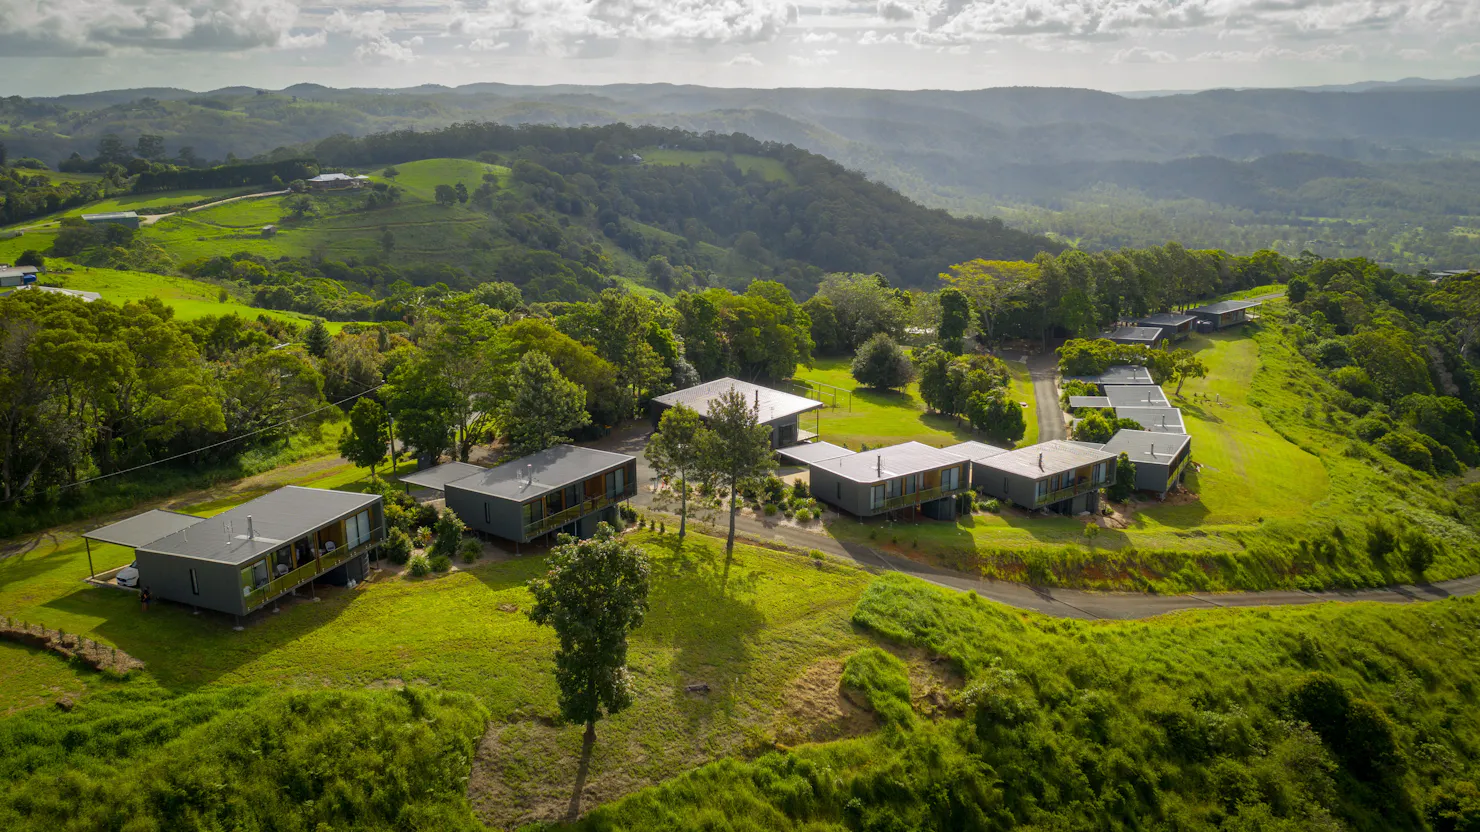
[1133,312,1199,327]
[1068,396,1112,408]
[809,441,967,484]
[940,440,1010,462]
[976,440,1118,479]
[81,211,138,220]
[1114,407,1186,434]
[651,377,821,425]
[445,444,632,502]
[1105,385,1169,407]
[776,441,854,465]
[399,461,488,492]
[0,266,38,278]
[1190,299,1263,316]
[14,286,100,302]
[84,509,204,549]
[1101,429,1191,466]
[138,486,381,565]
[1064,365,1155,387]
[1104,326,1164,343]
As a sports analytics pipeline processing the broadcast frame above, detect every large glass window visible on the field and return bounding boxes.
[1035,480,1049,500]
[869,484,885,509]
[941,467,959,491]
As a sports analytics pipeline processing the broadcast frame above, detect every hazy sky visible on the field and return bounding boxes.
[3,0,1479,96]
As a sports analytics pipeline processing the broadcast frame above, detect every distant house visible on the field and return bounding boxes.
[1189,300,1262,330]
[1114,406,1186,434]
[407,445,637,545]
[261,225,278,238]
[1102,325,1165,348]
[81,211,140,229]
[0,266,38,289]
[306,173,360,190]
[651,377,823,449]
[1101,430,1193,496]
[82,486,382,619]
[973,440,1118,515]
[1130,312,1198,342]
[809,441,971,520]
[1063,365,1156,391]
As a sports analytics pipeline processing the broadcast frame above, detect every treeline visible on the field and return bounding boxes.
[311,123,1058,289]
[131,157,316,193]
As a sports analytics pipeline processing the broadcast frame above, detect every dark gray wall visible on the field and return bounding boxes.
[973,463,1041,509]
[810,467,872,517]
[447,460,636,543]
[135,551,243,615]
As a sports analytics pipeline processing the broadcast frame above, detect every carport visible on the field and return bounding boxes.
[776,441,854,466]
[399,461,487,494]
[81,509,203,579]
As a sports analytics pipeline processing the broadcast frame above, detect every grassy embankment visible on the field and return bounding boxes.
[573,573,1480,832]
[823,310,1480,593]
[0,468,875,829]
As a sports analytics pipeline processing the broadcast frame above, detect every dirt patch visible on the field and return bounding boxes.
[0,620,142,674]
[772,658,878,746]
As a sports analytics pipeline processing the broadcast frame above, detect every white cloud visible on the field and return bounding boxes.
[801,30,839,42]
[1111,45,1176,63]
[1397,47,1431,60]
[0,0,312,55]
[325,9,398,40]
[858,29,899,45]
[1192,43,1364,63]
[448,0,798,51]
[354,33,421,62]
[1458,42,1480,60]
[468,37,509,51]
[788,47,837,65]
[726,50,763,64]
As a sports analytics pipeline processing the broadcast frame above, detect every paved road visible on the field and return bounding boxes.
[588,424,1480,620]
[141,189,290,225]
[1024,351,1066,441]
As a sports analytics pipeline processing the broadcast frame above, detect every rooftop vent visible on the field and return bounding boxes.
[1038,452,1044,470]
[247,515,255,540]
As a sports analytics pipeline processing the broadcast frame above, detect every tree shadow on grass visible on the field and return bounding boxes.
[637,537,767,727]
[1176,400,1226,425]
[43,579,359,693]
[919,413,978,442]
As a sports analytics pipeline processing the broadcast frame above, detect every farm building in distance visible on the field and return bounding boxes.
[972,440,1118,515]
[409,446,637,545]
[1190,300,1262,330]
[81,211,140,229]
[809,441,971,520]
[0,266,38,289]
[651,377,823,449]
[82,487,383,620]
[1101,430,1193,497]
[306,173,368,190]
[1130,312,1198,342]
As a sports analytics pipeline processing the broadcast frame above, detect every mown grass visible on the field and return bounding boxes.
[639,149,795,184]
[792,357,976,450]
[0,642,93,716]
[389,158,509,201]
[574,572,1480,832]
[42,265,346,328]
[1004,359,1038,447]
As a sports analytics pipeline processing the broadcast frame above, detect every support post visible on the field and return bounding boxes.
[85,538,94,579]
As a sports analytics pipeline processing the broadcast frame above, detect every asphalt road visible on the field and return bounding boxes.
[1025,351,1067,442]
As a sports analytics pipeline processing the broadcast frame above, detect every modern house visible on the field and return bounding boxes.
[306,173,363,190]
[1190,300,1262,330]
[973,440,1118,515]
[1102,325,1165,348]
[82,486,383,620]
[1101,430,1193,496]
[1114,406,1186,434]
[1130,312,1198,342]
[81,211,141,229]
[439,445,637,545]
[809,441,971,520]
[1105,385,1170,408]
[651,377,823,449]
[1064,365,1156,391]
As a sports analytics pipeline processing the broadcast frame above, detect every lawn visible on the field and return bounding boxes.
[388,158,509,202]
[1005,359,1038,446]
[0,467,875,828]
[791,357,978,451]
[639,149,795,184]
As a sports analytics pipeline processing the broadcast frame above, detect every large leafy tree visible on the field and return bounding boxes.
[937,287,971,351]
[339,398,389,478]
[697,388,775,554]
[504,350,590,457]
[851,333,915,391]
[647,404,704,541]
[966,388,1026,444]
[385,355,458,462]
[526,524,651,741]
[1169,349,1209,396]
[816,273,906,350]
[942,259,1039,348]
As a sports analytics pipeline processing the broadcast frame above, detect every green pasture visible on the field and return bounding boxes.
[792,357,975,451]
[1005,359,1038,446]
[388,158,508,201]
[640,149,794,184]
[41,266,349,331]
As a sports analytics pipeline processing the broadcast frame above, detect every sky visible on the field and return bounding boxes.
[2,0,1480,97]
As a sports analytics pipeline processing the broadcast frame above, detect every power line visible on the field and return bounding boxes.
[3,383,385,503]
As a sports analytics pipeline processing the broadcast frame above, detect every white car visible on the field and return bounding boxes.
[115,562,139,588]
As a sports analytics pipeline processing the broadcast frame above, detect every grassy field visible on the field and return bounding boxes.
[39,265,351,329]
[639,149,794,184]
[389,158,509,201]
[1005,359,1038,446]
[0,463,876,827]
[791,357,978,451]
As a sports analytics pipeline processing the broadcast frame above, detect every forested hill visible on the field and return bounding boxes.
[309,123,1058,288]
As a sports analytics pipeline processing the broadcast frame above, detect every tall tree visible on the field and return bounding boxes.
[339,398,389,478]
[1169,349,1209,396]
[851,333,915,391]
[303,318,331,358]
[647,404,704,541]
[504,350,590,457]
[135,135,166,162]
[526,524,651,743]
[937,287,971,351]
[697,388,775,555]
[941,259,1039,348]
[385,355,458,462]
[816,273,907,350]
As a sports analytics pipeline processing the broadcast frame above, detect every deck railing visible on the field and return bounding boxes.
[1034,477,1107,507]
[872,483,964,514]
[522,488,634,540]
[243,537,376,613]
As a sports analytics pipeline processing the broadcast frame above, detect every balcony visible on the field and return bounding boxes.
[522,488,633,540]
[244,538,376,613]
[873,483,964,514]
[1034,477,1107,507]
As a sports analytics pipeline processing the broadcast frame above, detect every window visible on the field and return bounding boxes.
[886,478,902,499]
[836,482,842,500]
[189,568,200,595]
[345,510,372,548]
[869,484,885,509]
[1035,480,1049,500]
[941,467,959,492]
[904,474,917,495]
[613,466,625,497]
[484,502,490,524]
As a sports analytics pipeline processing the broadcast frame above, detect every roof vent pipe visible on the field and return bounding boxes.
[1151,443,1155,457]
[247,515,255,540]
[1038,452,1044,470]
[877,455,882,476]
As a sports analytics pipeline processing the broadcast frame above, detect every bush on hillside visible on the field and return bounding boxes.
[840,648,914,727]
[431,507,465,559]
[850,333,915,391]
[383,527,413,566]
[1288,672,1404,783]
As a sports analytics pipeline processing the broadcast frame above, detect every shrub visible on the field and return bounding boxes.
[851,333,916,390]
[1366,517,1398,563]
[791,480,810,500]
[1352,415,1390,442]
[384,528,413,566]
[1376,430,1435,473]
[407,554,431,577]
[459,538,481,564]
[429,554,452,573]
[795,509,813,522]
[412,502,439,529]
[762,475,787,504]
[619,504,639,523]
[1289,672,1404,782]
[431,508,466,559]
[414,527,433,548]
[1331,366,1379,400]
[763,503,778,516]
[1403,528,1438,576]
